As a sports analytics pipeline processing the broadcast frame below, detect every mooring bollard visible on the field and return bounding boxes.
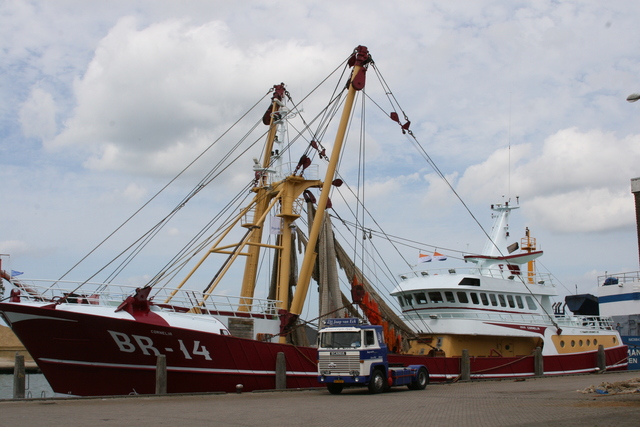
[155,354,167,394]
[13,353,25,399]
[534,346,544,377]
[597,345,606,372]
[236,384,243,394]
[275,352,286,390]
[460,349,470,381]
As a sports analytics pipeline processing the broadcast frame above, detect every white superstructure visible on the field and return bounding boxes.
[392,202,622,358]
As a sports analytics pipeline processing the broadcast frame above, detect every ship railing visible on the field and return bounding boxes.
[555,315,616,330]
[149,286,281,317]
[597,271,640,286]
[403,311,548,324]
[402,311,616,330]
[6,279,281,317]
[399,267,554,286]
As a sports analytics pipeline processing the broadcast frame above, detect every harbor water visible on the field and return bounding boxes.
[0,373,60,399]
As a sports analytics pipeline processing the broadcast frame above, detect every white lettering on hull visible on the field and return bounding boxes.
[107,330,211,360]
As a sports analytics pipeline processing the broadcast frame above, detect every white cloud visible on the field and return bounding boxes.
[526,187,632,233]
[456,128,640,233]
[0,240,29,255]
[121,182,148,201]
[19,86,57,141]
[2,0,640,295]
[47,16,338,178]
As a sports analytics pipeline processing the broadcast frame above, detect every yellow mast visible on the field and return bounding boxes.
[237,86,322,310]
[521,227,536,284]
[288,46,370,323]
[168,46,371,339]
[236,87,284,310]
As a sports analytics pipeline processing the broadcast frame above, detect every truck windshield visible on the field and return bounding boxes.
[320,331,361,349]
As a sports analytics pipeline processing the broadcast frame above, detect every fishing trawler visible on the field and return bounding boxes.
[392,202,627,379]
[0,46,627,396]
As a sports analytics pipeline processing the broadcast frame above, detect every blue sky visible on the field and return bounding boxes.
[2,0,640,302]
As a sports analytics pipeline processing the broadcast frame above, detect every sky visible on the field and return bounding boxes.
[2,0,640,305]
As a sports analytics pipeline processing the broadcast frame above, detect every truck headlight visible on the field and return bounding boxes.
[349,370,360,376]
[321,370,331,375]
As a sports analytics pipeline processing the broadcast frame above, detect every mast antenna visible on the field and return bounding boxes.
[508,91,512,201]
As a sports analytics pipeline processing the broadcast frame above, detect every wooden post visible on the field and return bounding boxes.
[13,353,25,399]
[460,349,470,381]
[534,346,544,377]
[275,352,286,389]
[597,345,606,372]
[155,355,167,394]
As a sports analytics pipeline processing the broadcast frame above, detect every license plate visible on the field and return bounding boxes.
[334,379,344,383]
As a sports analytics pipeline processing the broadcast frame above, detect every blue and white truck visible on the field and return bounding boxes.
[317,318,429,394]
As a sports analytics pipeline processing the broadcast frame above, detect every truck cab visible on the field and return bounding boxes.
[317,318,428,394]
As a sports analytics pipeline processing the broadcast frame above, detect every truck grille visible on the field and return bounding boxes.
[318,353,360,374]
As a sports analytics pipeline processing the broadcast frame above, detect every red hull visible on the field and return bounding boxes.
[0,302,628,396]
[0,303,319,395]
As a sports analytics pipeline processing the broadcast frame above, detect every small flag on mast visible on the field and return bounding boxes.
[433,251,447,261]
[418,253,432,263]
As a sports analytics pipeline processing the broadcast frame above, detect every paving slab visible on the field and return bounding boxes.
[0,371,639,427]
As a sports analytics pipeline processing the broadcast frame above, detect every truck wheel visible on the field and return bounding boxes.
[368,369,386,394]
[408,367,429,390]
[327,383,344,395]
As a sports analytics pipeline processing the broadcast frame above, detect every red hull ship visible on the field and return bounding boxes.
[1,298,626,396]
[0,46,626,396]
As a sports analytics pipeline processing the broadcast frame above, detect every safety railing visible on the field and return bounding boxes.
[398,267,554,286]
[6,279,281,317]
[402,310,615,330]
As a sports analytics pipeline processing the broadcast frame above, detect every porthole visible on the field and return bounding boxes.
[586,339,591,346]
[594,339,598,346]
[613,337,617,344]
[571,340,576,347]
[560,340,565,348]
[579,340,583,347]
[505,344,511,350]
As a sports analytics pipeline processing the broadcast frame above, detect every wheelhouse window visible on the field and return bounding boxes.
[525,296,537,310]
[444,291,456,303]
[470,292,479,304]
[428,292,443,303]
[398,296,404,307]
[404,294,414,306]
[507,295,516,308]
[489,294,498,306]
[498,294,507,307]
[480,293,489,306]
[457,292,469,304]
[458,277,480,286]
[515,296,524,309]
[415,292,428,304]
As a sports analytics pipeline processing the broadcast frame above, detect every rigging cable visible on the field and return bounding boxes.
[55,90,273,296]
[370,63,561,331]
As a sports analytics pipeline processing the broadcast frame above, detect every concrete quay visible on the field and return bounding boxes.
[1,371,639,427]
